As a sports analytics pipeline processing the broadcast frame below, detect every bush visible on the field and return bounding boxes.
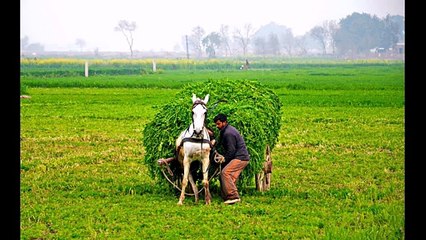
[142,79,282,190]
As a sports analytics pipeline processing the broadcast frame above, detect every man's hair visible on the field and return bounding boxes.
[213,113,227,122]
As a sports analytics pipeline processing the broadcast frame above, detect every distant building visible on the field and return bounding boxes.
[393,42,405,55]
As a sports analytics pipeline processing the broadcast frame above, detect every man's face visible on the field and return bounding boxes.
[215,120,226,130]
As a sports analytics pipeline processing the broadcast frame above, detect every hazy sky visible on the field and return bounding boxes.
[21,0,404,52]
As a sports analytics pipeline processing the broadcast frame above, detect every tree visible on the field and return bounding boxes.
[310,20,340,55]
[335,12,383,55]
[327,20,339,55]
[21,36,30,52]
[94,47,99,57]
[381,14,401,48]
[280,29,295,56]
[20,36,44,55]
[202,32,222,58]
[114,20,137,57]
[253,37,267,55]
[267,33,280,55]
[75,38,86,52]
[26,43,45,53]
[233,24,255,56]
[252,22,291,56]
[310,26,327,54]
[188,26,205,58]
[387,15,404,43]
[294,35,309,56]
[219,24,232,56]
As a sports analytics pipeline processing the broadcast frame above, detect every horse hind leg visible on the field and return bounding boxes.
[188,173,199,203]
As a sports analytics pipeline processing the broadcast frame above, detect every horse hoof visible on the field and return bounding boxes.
[177,201,183,205]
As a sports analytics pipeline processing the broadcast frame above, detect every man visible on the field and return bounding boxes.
[213,113,250,205]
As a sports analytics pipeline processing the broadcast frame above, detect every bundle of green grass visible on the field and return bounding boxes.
[143,78,282,189]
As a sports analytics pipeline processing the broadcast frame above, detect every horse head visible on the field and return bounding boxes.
[191,93,209,136]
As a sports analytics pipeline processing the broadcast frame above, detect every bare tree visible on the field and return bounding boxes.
[281,29,295,56]
[294,35,308,56]
[75,38,86,52]
[188,26,205,58]
[233,23,255,56]
[219,24,232,56]
[310,20,339,55]
[114,20,137,57]
[310,25,327,54]
[327,20,339,55]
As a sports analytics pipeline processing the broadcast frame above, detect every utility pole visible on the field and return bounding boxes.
[85,61,89,77]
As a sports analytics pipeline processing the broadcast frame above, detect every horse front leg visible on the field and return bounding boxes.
[178,158,190,205]
[202,156,211,205]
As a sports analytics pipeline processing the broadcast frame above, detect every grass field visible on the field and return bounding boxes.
[20,62,405,239]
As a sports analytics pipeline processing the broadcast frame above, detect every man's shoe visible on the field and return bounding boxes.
[224,198,241,205]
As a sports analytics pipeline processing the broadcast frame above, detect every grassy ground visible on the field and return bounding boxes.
[20,64,404,239]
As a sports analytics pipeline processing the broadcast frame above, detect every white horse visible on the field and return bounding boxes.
[175,93,212,205]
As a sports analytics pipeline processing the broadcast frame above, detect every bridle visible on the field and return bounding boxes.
[190,99,208,138]
[180,99,212,148]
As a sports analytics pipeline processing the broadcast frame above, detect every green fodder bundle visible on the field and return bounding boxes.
[143,78,282,189]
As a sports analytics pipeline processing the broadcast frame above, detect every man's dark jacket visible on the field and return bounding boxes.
[218,124,250,164]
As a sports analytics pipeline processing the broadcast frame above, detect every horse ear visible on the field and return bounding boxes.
[192,93,197,103]
[203,94,210,104]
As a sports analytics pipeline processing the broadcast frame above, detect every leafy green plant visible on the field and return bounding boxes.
[143,79,282,189]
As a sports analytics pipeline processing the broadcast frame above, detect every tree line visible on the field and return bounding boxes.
[21,12,404,59]
[182,12,403,58]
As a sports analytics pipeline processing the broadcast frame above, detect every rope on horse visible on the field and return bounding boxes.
[160,166,221,196]
[159,151,224,196]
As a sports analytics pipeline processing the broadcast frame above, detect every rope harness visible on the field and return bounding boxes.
[160,151,224,196]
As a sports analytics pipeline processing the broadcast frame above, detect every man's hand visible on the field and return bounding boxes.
[213,151,225,164]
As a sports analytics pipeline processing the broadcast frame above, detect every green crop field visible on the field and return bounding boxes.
[20,60,405,239]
